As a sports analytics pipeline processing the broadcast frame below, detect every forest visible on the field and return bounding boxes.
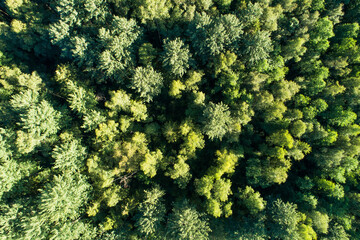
[0,0,360,239]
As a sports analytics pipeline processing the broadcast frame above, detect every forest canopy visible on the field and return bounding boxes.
[1,0,360,239]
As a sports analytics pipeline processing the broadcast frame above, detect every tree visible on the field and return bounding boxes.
[138,42,157,66]
[237,186,266,215]
[169,80,186,98]
[214,0,232,10]
[180,130,205,156]
[38,172,91,223]
[194,175,214,199]
[238,2,263,29]
[167,155,191,188]
[95,120,119,143]
[310,211,329,234]
[140,150,163,178]
[47,220,97,240]
[282,37,307,62]
[304,64,329,96]
[133,0,171,27]
[130,66,164,102]
[209,149,240,179]
[166,200,211,240]
[0,130,37,199]
[212,178,232,202]
[266,130,294,149]
[241,31,273,65]
[134,187,166,238]
[96,16,142,83]
[17,100,62,154]
[326,106,357,127]
[52,137,87,172]
[203,102,232,140]
[271,80,300,102]
[333,23,359,40]
[10,89,39,112]
[308,17,334,53]
[67,85,97,116]
[316,178,345,199]
[162,38,191,77]
[2,0,360,239]
[81,110,106,132]
[105,90,132,113]
[0,202,23,239]
[261,5,283,32]
[290,120,307,138]
[187,13,243,62]
[268,199,303,240]
[325,224,349,240]
[206,14,243,56]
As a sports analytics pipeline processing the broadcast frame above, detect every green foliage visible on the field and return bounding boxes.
[95,120,119,143]
[290,120,307,138]
[267,130,294,149]
[133,0,171,26]
[309,17,335,53]
[38,172,91,223]
[97,16,142,83]
[316,179,345,199]
[0,133,37,199]
[203,102,232,140]
[166,200,211,240]
[237,186,266,215]
[195,175,214,199]
[310,211,330,234]
[268,199,303,240]
[140,149,163,178]
[105,90,131,112]
[1,1,360,239]
[15,100,62,154]
[162,38,191,77]
[188,13,243,62]
[242,31,273,65]
[52,137,87,172]
[82,110,106,132]
[326,106,357,127]
[326,224,349,240]
[134,187,166,238]
[213,178,232,202]
[282,37,307,62]
[19,100,61,138]
[131,66,164,102]
[138,43,157,66]
[169,79,186,98]
[210,149,240,179]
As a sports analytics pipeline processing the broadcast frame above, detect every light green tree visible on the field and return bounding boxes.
[310,211,329,234]
[166,200,211,240]
[38,173,91,223]
[131,66,164,102]
[242,31,273,65]
[52,138,87,172]
[268,199,303,240]
[162,38,191,77]
[203,102,232,140]
[237,186,266,215]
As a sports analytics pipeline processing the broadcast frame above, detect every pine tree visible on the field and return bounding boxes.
[131,66,164,102]
[166,200,211,240]
[203,102,232,140]
[38,172,91,223]
[134,187,166,238]
[162,38,191,77]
